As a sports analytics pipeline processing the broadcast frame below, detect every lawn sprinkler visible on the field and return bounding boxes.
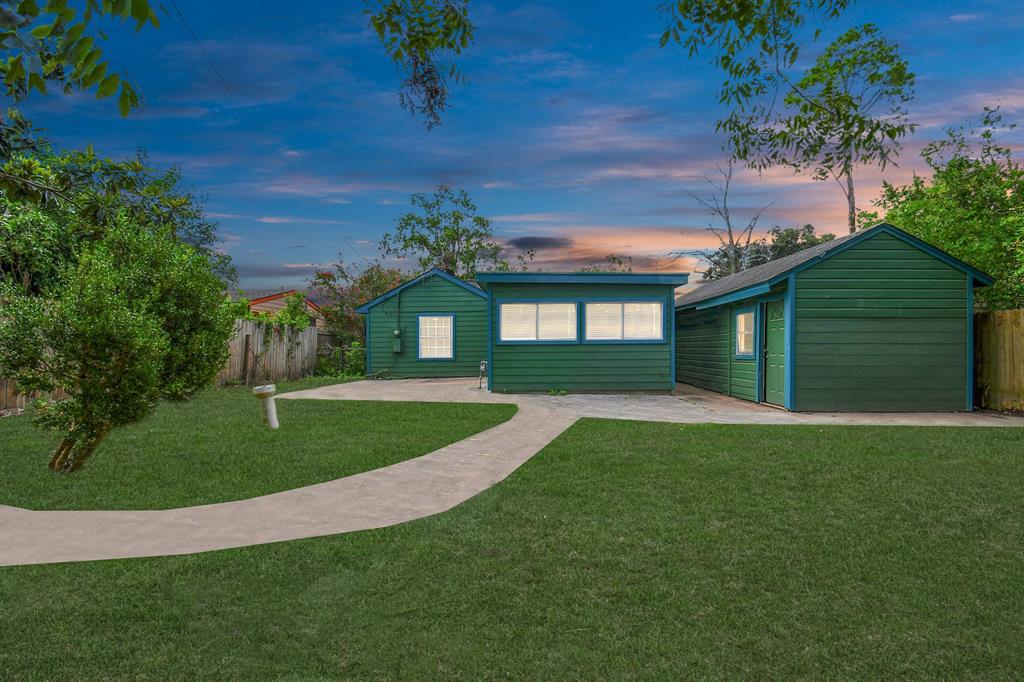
[253,384,279,429]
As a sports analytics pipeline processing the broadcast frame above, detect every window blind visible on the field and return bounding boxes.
[499,303,578,341]
[584,302,662,340]
[499,304,537,340]
[537,303,576,340]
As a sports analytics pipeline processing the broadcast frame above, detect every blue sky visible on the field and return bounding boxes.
[20,1,1024,290]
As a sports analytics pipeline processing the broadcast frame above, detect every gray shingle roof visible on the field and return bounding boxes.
[676,227,866,307]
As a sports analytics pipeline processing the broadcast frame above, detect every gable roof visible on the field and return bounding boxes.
[354,268,486,314]
[676,223,994,310]
[244,289,323,313]
[475,271,689,286]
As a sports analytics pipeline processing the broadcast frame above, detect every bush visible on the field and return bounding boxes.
[0,215,235,472]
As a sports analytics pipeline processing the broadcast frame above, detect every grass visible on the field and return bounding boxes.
[0,377,516,510]
[3,420,1024,679]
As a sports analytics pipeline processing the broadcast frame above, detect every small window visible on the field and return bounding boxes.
[584,302,663,341]
[499,303,577,341]
[418,315,453,359]
[735,309,754,357]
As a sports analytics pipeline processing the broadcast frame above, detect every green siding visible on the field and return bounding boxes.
[489,283,674,392]
[366,275,486,377]
[794,231,968,411]
[674,302,757,402]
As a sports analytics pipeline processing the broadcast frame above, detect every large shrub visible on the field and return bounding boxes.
[872,108,1024,311]
[0,214,234,472]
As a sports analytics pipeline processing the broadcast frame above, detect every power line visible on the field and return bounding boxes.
[165,0,237,104]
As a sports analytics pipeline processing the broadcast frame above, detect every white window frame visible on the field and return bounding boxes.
[583,301,664,342]
[735,308,755,358]
[417,314,454,360]
[498,302,578,342]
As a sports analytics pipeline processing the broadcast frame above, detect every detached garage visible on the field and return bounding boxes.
[675,223,993,412]
[355,268,488,377]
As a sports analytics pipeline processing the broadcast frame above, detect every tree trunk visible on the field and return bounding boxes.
[846,160,857,234]
[48,437,75,471]
[50,425,111,473]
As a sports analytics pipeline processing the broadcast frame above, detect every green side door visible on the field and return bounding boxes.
[764,300,785,406]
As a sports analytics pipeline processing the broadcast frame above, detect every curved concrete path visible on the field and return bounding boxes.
[1,398,574,566]
[3,378,1020,566]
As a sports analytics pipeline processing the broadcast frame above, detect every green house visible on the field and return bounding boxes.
[474,272,690,392]
[355,268,488,378]
[675,223,994,412]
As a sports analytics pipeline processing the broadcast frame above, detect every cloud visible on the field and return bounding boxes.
[504,235,574,251]
[949,13,979,22]
[159,36,352,107]
[235,262,320,278]
[493,212,578,223]
[208,212,351,225]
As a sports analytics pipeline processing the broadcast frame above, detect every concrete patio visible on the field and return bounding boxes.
[283,378,1024,427]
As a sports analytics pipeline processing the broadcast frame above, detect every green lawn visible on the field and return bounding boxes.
[3,420,1023,679]
[0,378,516,510]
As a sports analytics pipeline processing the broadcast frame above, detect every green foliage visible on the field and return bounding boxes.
[368,0,474,129]
[0,148,236,284]
[702,224,834,280]
[0,195,80,293]
[873,108,1024,311]
[345,340,366,375]
[659,0,852,109]
[576,253,633,273]
[275,292,313,331]
[311,259,406,342]
[379,185,503,277]
[0,0,158,116]
[726,24,915,233]
[0,214,235,472]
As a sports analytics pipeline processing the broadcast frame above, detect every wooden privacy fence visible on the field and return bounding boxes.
[976,309,1024,411]
[0,381,66,412]
[216,319,318,386]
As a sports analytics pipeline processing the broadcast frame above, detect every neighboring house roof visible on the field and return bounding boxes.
[676,223,994,310]
[474,271,690,286]
[245,289,323,314]
[354,268,487,314]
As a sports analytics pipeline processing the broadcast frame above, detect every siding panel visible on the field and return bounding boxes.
[490,283,674,392]
[794,231,968,411]
[674,302,758,402]
[367,276,487,378]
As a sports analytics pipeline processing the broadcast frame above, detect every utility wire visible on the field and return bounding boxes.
[165,0,238,105]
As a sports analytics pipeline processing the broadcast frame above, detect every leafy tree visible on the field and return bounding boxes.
[699,224,834,280]
[764,223,835,260]
[0,148,236,284]
[368,0,474,129]
[728,24,915,233]
[379,185,503,277]
[0,0,159,116]
[659,0,853,117]
[870,108,1024,311]
[0,195,78,293]
[0,214,235,472]
[311,259,406,342]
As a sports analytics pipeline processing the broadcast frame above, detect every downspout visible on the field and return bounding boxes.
[784,274,796,410]
[967,273,975,411]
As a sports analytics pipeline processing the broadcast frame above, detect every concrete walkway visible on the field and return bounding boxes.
[0,400,574,566]
[3,379,1020,567]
